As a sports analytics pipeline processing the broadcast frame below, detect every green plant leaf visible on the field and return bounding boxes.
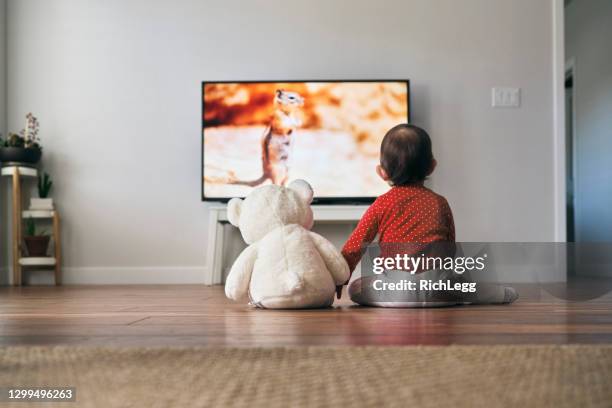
[38,172,53,198]
[25,217,36,236]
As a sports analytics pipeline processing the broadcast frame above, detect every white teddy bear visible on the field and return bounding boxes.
[224,180,350,309]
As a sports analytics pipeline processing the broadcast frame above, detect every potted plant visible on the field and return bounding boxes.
[23,217,50,257]
[30,172,54,210]
[0,113,42,166]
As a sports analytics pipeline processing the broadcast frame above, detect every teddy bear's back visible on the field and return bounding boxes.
[249,224,336,308]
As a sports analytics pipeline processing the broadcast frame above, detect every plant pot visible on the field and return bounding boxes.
[23,235,50,257]
[0,147,42,166]
[30,198,54,210]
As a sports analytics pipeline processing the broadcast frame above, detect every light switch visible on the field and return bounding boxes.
[492,87,521,108]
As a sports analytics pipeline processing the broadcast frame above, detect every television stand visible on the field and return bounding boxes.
[204,203,368,285]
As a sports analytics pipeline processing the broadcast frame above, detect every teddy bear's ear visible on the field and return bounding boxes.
[288,179,313,204]
[227,198,243,227]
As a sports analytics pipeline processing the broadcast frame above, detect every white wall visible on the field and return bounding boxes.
[0,0,7,284]
[0,0,4,134]
[565,0,612,242]
[5,0,556,284]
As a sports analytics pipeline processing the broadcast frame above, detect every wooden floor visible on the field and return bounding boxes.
[1,282,612,347]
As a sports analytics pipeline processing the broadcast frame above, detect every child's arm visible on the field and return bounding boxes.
[225,244,258,302]
[341,201,381,275]
[335,203,380,299]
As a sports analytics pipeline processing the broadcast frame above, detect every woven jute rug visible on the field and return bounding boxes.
[1,345,611,407]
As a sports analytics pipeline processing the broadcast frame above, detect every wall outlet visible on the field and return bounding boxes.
[492,87,521,107]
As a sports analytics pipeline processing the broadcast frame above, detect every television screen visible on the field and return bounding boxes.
[202,80,409,203]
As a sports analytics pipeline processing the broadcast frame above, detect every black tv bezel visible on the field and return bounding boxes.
[201,79,411,204]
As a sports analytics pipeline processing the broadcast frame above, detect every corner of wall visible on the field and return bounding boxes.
[0,0,7,285]
[0,0,6,136]
[552,0,567,242]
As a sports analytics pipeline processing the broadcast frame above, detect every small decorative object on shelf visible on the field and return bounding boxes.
[0,112,43,167]
[30,172,54,210]
[23,217,51,257]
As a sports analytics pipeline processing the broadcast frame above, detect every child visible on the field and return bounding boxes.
[339,124,518,307]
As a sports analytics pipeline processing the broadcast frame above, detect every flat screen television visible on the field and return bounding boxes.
[202,80,410,203]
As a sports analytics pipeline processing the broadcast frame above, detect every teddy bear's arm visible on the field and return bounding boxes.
[225,244,258,301]
[309,232,350,285]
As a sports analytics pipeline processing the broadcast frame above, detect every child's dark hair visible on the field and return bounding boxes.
[380,124,434,186]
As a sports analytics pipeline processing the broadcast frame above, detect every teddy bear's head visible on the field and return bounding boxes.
[227,179,314,244]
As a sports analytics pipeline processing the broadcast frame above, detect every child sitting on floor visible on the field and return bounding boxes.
[339,124,518,307]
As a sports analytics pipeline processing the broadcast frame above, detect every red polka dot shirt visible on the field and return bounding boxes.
[341,184,455,273]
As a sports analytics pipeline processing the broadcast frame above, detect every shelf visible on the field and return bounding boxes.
[19,257,57,266]
[1,166,38,177]
[23,210,55,218]
[5,164,61,286]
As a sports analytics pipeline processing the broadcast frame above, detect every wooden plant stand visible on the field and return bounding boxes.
[2,166,62,286]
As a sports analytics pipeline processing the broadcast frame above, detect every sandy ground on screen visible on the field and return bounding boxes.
[204,126,388,198]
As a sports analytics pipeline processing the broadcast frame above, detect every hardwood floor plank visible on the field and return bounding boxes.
[1,283,612,346]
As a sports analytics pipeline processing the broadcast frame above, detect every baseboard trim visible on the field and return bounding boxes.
[1,266,210,285]
[577,269,612,279]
